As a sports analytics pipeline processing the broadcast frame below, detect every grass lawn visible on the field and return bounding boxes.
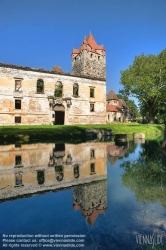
[0,123,164,144]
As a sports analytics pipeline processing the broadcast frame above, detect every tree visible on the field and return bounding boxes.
[117,91,140,121]
[120,49,166,123]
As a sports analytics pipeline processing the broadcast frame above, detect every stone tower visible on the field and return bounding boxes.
[72,180,107,225]
[72,34,106,79]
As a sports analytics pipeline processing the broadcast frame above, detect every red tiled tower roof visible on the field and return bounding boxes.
[107,90,119,101]
[72,34,105,58]
[83,208,106,226]
[73,201,106,226]
[106,104,121,112]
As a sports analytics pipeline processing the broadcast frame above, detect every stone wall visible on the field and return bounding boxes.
[72,179,107,212]
[72,50,106,79]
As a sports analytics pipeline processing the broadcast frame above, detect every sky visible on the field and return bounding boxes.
[0,0,166,100]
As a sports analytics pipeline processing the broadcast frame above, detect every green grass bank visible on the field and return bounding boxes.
[0,123,164,144]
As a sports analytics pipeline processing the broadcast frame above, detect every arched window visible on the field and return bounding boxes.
[54,81,63,98]
[55,166,63,181]
[73,83,79,97]
[37,79,44,93]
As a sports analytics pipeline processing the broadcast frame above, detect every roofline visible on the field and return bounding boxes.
[0,62,106,81]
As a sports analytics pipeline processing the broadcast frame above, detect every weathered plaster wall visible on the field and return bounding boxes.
[0,65,106,125]
[0,142,107,200]
[107,111,130,122]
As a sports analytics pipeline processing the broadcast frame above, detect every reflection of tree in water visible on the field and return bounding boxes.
[120,139,166,208]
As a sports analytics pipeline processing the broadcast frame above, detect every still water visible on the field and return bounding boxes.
[0,139,166,250]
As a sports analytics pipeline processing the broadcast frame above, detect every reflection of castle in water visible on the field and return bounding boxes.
[73,180,107,225]
[0,142,107,200]
[0,141,128,224]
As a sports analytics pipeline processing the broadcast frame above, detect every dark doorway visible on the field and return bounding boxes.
[55,111,64,125]
[54,104,65,125]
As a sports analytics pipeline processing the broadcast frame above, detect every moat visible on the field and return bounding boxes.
[0,138,166,249]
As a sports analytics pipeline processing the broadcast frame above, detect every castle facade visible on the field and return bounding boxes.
[0,34,106,125]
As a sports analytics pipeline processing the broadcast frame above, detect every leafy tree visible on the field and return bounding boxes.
[120,49,166,123]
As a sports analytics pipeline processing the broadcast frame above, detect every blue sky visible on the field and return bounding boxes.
[1,0,166,98]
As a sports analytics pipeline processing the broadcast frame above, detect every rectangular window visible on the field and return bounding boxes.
[37,79,44,93]
[15,173,22,186]
[90,88,94,98]
[90,103,94,112]
[15,80,22,91]
[90,163,96,175]
[15,155,22,166]
[90,149,95,159]
[15,116,21,123]
[15,100,21,109]
[37,170,45,185]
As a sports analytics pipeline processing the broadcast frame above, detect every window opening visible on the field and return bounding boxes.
[55,166,63,181]
[37,170,45,185]
[55,82,63,98]
[90,103,94,112]
[15,100,21,109]
[37,79,44,93]
[90,163,95,175]
[15,173,22,186]
[15,80,22,91]
[74,165,79,178]
[90,88,94,98]
[90,149,95,158]
[15,116,21,123]
[73,83,79,97]
[15,155,22,166]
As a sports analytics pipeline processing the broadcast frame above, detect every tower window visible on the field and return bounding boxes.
[91,53,93,58]
[15,100,21,109]
[98,56,100,60]
[37,79,44,93]
[90,88,94,98]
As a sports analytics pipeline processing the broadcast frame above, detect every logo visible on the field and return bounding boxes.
[136,231,164,248]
